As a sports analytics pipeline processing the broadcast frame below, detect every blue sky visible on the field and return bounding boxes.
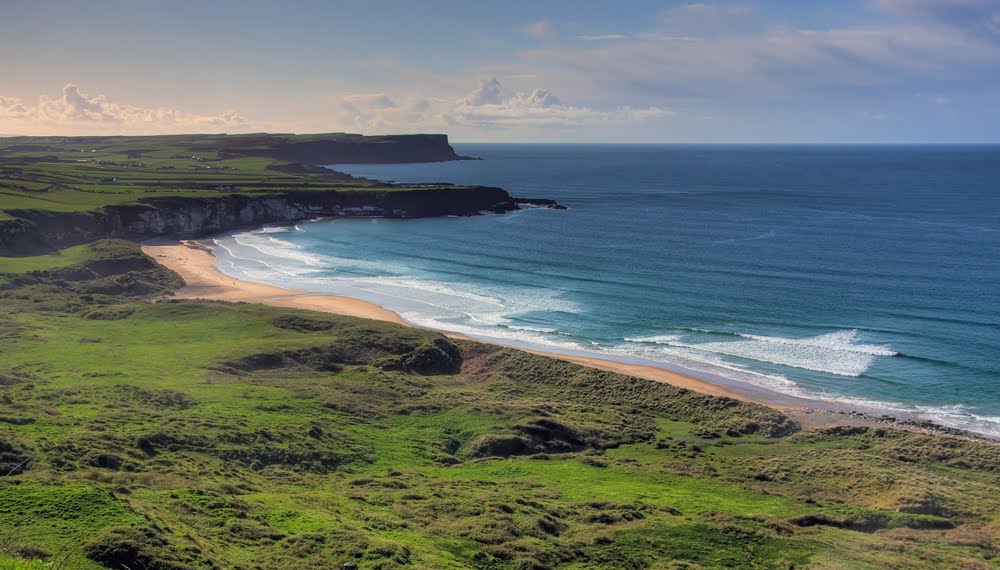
[2,0,999,142]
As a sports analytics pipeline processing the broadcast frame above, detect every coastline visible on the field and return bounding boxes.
[142,239,406,325]
[142,239,740,399]
[142,238,949,433]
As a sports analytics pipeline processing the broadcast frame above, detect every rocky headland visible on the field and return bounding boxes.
[0,133,561,254]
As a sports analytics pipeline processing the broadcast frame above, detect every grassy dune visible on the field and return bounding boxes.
[0,241,998,569]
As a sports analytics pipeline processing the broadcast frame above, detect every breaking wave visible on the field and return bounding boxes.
[625,329,896,377]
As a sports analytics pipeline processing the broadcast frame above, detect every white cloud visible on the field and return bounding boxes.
[519,20,554,40]
[517,88,562,108]
[333,92,439,133]
[516,15,1000,106]
[0,84,248,134]
[465,77,504,106]
[320,7,1000,141]
[463,78,561,108]
[577,34,629,41]
[449,78,671,129]
[328,78,671,133]
[442,103,673,129]
[0,96,30,118]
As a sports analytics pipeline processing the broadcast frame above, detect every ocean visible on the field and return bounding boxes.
[209,144,1000,437]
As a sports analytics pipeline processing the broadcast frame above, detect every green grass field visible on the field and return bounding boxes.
[0,243,99,274]
[0,134,461,223]
[0,241,997,569]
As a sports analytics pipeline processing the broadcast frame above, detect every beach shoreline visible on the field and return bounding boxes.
[142,239,745,399]
[142,239,407,325]
[144,237,968,435]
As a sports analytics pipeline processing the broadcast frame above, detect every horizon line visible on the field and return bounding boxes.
[1,132,998,146]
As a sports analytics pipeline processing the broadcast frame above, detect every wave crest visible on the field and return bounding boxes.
[626,329,895,377]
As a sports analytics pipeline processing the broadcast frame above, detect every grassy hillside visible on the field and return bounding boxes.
[0,135,518,257]
[0,134,469,222]
[0,241,998,569]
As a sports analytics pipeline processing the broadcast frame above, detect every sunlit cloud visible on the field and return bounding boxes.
[3,2,999,141]
[330,77,671,133]
[460,77,662,126]
[0,96,30,119]
[0,84,248,135]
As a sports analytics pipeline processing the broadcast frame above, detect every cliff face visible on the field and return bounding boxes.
[252,134,470,164]
[0,187,515,254]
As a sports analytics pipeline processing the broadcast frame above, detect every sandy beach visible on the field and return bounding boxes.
[143,239,748,400]
[142,240,406,324]
[142,239,939,433]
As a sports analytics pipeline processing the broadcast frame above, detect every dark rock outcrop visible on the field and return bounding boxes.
[514,197,566,210]
[0,187,517,254]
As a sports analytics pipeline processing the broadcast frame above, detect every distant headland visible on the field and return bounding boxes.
[0,133,560,255]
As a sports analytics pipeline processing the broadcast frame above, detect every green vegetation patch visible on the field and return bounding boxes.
[0,241,997,569]
[0,134,474,226]
[0,243,99,274]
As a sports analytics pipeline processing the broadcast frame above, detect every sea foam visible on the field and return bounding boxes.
[626,329,895,377]
[231,230,325,267]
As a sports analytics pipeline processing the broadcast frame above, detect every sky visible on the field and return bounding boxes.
[1,0,999,142]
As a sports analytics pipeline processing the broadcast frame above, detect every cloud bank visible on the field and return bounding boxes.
[318,2,1000,141]
[5,1,999,141]
[444,78,670,128]
[0,84,247,135]
[521,9,1000,104]
[329,78,671,135]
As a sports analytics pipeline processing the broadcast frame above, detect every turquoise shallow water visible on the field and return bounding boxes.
[210,144,1000,436]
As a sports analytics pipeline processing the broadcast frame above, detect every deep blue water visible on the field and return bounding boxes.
[211,145,1000,436]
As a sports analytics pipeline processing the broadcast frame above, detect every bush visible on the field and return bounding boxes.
[402,338,462,375]
[84,525,210,570]
[0,436,30,476]
[271,314,338,333]
[81,306,134,320]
